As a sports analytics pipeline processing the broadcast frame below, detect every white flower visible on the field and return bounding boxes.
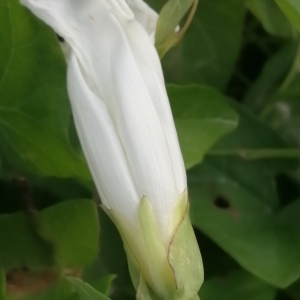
[20,1,203,299]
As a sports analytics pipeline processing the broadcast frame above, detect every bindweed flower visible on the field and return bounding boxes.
[20,0,203,299]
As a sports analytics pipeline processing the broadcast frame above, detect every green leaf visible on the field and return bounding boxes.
[199,269,277,300]
[287,278,300,300]
[189,159,300,288]
[196,231,240,279]
[38,200,99,268]
[89,209,126,277]
[83,209,134,300]
[89,275,116,296]
[262,96,300,180]
[0,211,53,269]
[213,101,298,199]
[275,199,300,299]
[0,269,6,300]
[0,0,89,179]
[243,42,298,112]
[6,277,73,300]
[71,275,116,300]
[263,98,300,148]
[0,199,99,271]
[211,101,295,154]
[246,0,295,38]
[155,0,196,58]
[168,85,238,169]
[275,0,300,33]
[188,102,300,287]
[161,0,245,89]
[276,197,300,233]
[67,277,110,300]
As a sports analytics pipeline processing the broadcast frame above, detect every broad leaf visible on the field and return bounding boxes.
[287,278,300,300]
[0,199,99,271]
[155,0,195,58]
[263,98,300,147]
[89,275,116,296]
[247,0,294,38]
[0,0,89,179]
[243,42,298,112]
[67,277,110,300]
[199,269,276,300]
[38,199,99,268]
[0,269,6,300]
[276,198,300,230]
[168,85,238,169]
[0,211,53,269]
[275,0,300,32]
[189,102,300,287]
[262,95,300,180]
[6,277,73,300]
[159,0,245,89]
[83,209,134,300]
[189,160,300,287]
[212,101,295,155]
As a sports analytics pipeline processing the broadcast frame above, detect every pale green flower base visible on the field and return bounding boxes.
[102,195,203,300]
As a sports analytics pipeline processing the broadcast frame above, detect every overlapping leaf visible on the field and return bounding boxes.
[246,0,294,38]
[189,102,300,287]
[199,269,276,300]
[168,85,238,169]
[0,211,53,270]
[0,200,99,271]
[243,42,298,112]
[148,0,245,89]
[67,277,111,300]
[275,0,300,32]
[38,199,99,268]
[0,0,89,179]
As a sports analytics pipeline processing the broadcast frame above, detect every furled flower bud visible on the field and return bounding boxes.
[20,0,204,299]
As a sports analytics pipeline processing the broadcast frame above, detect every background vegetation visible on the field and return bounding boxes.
[1,0,300,299]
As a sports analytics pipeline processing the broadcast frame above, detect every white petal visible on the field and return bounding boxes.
[67,53,140,231]
[122,21,187,198]
[20,0,186,243]
[107,27,182,243]
[125,0,158,37]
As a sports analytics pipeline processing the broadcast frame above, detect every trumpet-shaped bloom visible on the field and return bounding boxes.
[21,0,186,244]
[20,0,203,299]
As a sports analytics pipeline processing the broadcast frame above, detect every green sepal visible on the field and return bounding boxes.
[124,241,160,300]
[168,203,204,300]
[100,194,203,300]
[138,198,176,298]
[100,205,160,300]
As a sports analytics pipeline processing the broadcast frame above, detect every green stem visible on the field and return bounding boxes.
[207,148,300,159]
[279,42,300,92]
[259,40,300,118]
[177,0,198,41]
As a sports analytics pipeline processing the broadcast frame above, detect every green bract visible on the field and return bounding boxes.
[103,194,203,300]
